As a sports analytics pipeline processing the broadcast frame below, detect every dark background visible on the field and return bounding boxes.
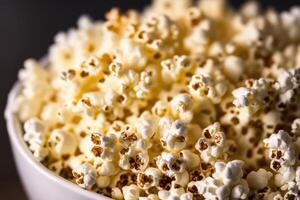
[0,0,299,199]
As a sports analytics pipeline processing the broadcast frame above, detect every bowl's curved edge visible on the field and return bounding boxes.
[5,82,111,200]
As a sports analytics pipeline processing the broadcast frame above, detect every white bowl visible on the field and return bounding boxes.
[5,83,111,200]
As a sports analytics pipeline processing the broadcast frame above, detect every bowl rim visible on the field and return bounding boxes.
[5,82,111,200]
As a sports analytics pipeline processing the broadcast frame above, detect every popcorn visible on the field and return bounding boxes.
[292,118,300,137]
[198,0,226,20]
[133,14,180,59]
[48,130,77,159]
[122,184,140,200]
[139,194,159,200]
[23,118,48,161]
[16,59,53,121]
[188,71,227,104]
[232,78,278,113]
[159,118,188,151]
[95,160,119,177]
[172,170,190,187]
[89,132,117,161]
[96,175,110,188]
[195,122,226,162]
[137,167,164,192]
[246,169,273,190]
[214,160,245,185]
[188,73,213,99]
[232,87,252,108]
[158,187,192,200]
[184,19,212,54]
[223,56,245,82]
[281,7,300,41]
[170,93,193,122]
[161,55,192,83]
[135,117,157,140]
[119,147,150,173]
[67,155,86,170]
[277,68,300,105]
[134,67,158,99]
[193,160,249,199]
[180,150,200,171]
[264,130,296,172]
[111,187,124,200]
[234,23,261,46]
[156,152,186,175]
[111,171,138,189]
[15,0,300,198]
[72,162,97,189]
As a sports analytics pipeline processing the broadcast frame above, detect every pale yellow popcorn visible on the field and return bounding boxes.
[188,68,228,104]
[158,186,192,200]
[193,160,249,199]
[134,67,158,99]
[72,162,97,189]
[223,56,246,82]
[67,155,86,170]
[264,130,296,168]
[180,150,200,171]
[188,73,213,99]
[133,14,180,59]
[112,187,124,200]
[184,19,212,55]
[161,55,192,83]
[131,113,158,140]
[281,7,300,42]
[16,59,53,121]
[137,167,162,190]
[247,169,273,190]
[118,39,148,69]
[108,61,123,77]
[89,132,117,161]
[48,130,77,159]
[292,118,300,137]
[156,152,186,175]
[170,93,193,122]
[139,194,159,200]
[94,160,119,177]
[234,22,261,46]
[159,118,188,151]
[122,184,140,200]
[96,175,111,188]
[119,147,149,173]
[171,170,189,187]
[23,118,48,161]
[261,111,283,136]
[195,122,226,163]
[15,0,300,198]
[152,100,169,117]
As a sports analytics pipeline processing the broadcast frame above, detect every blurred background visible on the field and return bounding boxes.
[0,0,299,199]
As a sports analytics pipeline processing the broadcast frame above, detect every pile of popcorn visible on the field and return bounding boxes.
[15,0,300,199]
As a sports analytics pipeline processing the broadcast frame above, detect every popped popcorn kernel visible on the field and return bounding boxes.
[72,162,97,189]
[195,122,226,163]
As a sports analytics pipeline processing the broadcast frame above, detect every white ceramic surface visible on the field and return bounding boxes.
[5,83,111,200]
